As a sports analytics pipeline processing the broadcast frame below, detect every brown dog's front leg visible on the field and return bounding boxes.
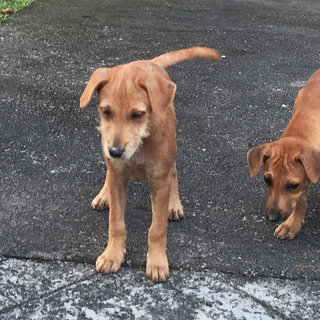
[96,170,128,274]
[274,193,307,240]
[147,176,170,282]
[91,170,109,210]
[92,155,110,210]
[168,163,184,221]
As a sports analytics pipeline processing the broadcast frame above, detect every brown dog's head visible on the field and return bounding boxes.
[80,62,176,160]
[247,137,320,221]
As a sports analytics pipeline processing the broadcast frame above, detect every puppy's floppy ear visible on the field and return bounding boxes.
[80,68,110,108]
[247,143,270,177]
[299,147,320,183]
[138,72,176,119]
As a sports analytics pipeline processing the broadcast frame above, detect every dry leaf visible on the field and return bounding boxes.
[0,8,15,15]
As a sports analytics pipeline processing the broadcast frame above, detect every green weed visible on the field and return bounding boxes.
[0,0,35,23]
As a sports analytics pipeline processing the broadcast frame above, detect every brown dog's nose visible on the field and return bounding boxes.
[267,212,281,222]
[109,147,125,158]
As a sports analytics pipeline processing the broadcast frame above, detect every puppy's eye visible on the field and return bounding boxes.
[102,108,112,118]
[131,111,145,120]
[287,183,299,191]
[264,177,272,186]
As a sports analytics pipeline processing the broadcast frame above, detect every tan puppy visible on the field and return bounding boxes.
[247,69,320,240]
[80,47,220,282]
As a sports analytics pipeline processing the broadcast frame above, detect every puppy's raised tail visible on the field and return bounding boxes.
[150,46,221,68]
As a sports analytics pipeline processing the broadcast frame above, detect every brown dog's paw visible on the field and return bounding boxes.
[146,255,169,282]
[168,202,184,221]
[146,263,169,283]
[274,221,302,240]
[91,193,109,211]
[96,253,123,274]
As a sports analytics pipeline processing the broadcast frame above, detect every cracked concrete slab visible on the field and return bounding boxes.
[1,257,319,319]
[1,0,320,318]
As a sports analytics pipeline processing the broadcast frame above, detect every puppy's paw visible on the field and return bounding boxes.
[96,252,123,274]
[146,254,169,282]
[168,201,184,221]
[274,221,303,240]
[91,193,109,211]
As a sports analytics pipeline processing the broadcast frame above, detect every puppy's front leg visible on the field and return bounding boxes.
[147,176,170,282]
[92,155,110,210]
[274,193,307,240]
[168,163,184,221]
[96,170,128,273]
[92,170,109,210]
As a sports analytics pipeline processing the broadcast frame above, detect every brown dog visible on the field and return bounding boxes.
[247,69,320,240]
[80,47,220,282]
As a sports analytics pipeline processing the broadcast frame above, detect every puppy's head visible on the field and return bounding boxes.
[247,138,320,221]
[80,63,176,160]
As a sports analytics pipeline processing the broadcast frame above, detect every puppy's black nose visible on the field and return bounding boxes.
[267,212,281,222]
[109,147,125,158]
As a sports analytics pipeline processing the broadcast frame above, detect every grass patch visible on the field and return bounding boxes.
[0,0,35,23]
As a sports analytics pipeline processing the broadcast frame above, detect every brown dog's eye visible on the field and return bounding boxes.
[131,111,145,120]
[102,108,112,118]
[287,183,299,191]
[264,177,272,186]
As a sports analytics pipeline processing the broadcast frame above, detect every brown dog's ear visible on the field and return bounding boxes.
[299,148,320,183]
[139,73,176,119]
[247,144,270,177]
[80,68,110,108]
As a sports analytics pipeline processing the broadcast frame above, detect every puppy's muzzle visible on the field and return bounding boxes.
[266,201,283,222]
[109,147,125,159]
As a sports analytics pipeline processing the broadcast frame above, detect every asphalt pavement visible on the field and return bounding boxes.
[1,0,320,319]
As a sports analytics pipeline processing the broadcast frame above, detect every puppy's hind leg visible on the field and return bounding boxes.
[92,170,109,210]
[168,163,184,221]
